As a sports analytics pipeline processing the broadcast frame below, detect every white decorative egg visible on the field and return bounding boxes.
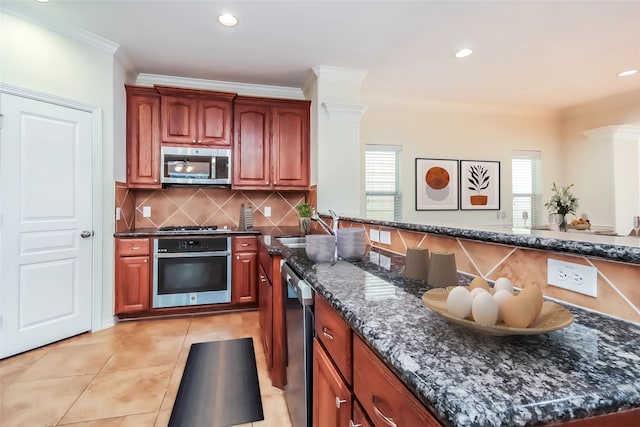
[494,277,514,294]
[446,286,473,319]
[471,292,499,326]
[470,287,489,298]
[493,289,513,322]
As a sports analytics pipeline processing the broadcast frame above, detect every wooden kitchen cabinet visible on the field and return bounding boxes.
[258,238,286,389]
[232,236,258,304]
[156,86,235,147]
[353,334,442,427]
[115,238,151,314]
[233,96,310,190]
[352,400,373,427]
[258,264,273,370]
[125,86,161,188]
[313,338,352,427]
[315,296,353,385]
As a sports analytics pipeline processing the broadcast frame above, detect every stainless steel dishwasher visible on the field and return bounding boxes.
[282,262,314,427]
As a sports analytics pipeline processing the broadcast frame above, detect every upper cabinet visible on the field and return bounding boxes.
[156,86,235,147]
[233,96,310,190]
[125,85,161,188]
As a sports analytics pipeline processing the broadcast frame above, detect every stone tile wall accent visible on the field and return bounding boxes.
[130,187,308,230]
[343,220,640,324]
[114,182,135,233]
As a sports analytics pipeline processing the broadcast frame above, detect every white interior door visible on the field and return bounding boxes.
[0,93,93,358]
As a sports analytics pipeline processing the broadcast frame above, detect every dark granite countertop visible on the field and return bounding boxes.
[265,238,640,427]
[340,216,640,265]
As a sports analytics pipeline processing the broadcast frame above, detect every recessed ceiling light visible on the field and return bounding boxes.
[455,48,473,58]
[618,69,638,77]
[35,0,51,3]
[218,13,238,27]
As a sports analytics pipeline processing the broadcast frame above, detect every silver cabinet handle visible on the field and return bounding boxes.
[322,326,334,340]
[349,421,362,427]
[144,259,148,263]
[192,139,197,143]
[131,246,141,250]
[241,243,249,247]
[373,399,397,427]
[80,230,94,238]
[335,396,346,408]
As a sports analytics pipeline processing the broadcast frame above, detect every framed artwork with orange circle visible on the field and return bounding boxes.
[415,158,459,210]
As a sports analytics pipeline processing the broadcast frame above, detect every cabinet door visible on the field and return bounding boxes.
[232,252,258,304]
[258,265,273,370]
[198,96,233,146]
[313,339,352,427]
[126,88,161,188]
[161,94,198,144]
[271,104,310,189]
[115,256,150,313]
[233,103,271,188]
[352,400,373,427]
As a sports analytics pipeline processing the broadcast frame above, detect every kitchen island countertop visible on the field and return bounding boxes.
[264,238,640,427]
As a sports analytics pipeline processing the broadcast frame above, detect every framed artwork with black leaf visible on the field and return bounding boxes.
[460,160,500,210]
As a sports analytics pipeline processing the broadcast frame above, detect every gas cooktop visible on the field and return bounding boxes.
[158,225,218,232]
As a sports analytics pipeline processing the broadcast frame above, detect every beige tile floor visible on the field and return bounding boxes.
[0,311,292,427]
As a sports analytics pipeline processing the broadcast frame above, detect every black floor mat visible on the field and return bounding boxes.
[168,338,264,427]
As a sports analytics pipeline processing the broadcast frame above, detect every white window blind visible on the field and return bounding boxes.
[512,150,541,228]
[365,145,401,221]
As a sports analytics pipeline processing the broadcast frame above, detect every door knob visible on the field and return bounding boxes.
[80,230,94,238]
[335,396,347,408]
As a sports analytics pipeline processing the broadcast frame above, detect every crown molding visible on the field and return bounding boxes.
[312,66,367,85]
[1,5,119,55]
[0,82,98,113]
[322,102,368,122]
[582,125,640,143]
[135,73,306,100]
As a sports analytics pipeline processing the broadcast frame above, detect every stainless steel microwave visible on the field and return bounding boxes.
[160,146,231,185]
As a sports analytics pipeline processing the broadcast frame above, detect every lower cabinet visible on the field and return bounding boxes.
[258,264,273,370]
[313,339,352,427]
[115,238,150,314]
[313,294,443,427]
[232,236,258,304]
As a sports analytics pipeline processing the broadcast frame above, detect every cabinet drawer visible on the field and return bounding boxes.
[315,296,352,385]
[117,238,150,256]
[234,236,257,252]
[353,335,441,427]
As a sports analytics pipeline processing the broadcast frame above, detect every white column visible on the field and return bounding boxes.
[304,66,367,217]
[582,125,640,235]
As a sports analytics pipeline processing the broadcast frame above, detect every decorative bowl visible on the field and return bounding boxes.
[421,287,574,336]
[573,223,590,230]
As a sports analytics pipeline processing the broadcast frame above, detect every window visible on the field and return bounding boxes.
[365,144,401,221]
[512,150,541,228]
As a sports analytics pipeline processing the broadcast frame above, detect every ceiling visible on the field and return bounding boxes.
[3,0,640,113]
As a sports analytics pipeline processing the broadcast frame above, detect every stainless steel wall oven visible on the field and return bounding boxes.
[152,237,231,308]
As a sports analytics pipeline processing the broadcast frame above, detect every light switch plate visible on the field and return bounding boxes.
[547,258,597,297]
[380,230,391,245]
[264,206,271,217]
[370,229,380,242]
[142,206,151,218]
[115,207,121,220]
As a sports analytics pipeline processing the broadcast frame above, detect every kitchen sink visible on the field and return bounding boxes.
[277,236,306,248]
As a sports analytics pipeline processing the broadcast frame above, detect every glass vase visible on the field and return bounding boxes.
[299,217,311,235]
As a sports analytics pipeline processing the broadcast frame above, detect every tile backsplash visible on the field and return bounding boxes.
[345,220,640,324]
[114,183,308,231]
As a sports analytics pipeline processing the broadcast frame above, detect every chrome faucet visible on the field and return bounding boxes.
[311,209,339,235]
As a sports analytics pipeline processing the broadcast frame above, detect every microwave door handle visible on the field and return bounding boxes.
[211,157,216,179]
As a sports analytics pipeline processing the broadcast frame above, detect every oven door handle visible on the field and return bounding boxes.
[155,251,230,258]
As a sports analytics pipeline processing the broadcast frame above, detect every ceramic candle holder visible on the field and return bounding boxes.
[427,251,458,288]
[404,247,429,281]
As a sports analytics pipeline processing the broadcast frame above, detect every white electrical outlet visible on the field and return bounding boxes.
[547,258,598,297]
[142,206,151,218]
[380,230,391,245]
[379,254,391,270]
[370,229,380,242]
[264,206,271,217]
[115,207,121,220]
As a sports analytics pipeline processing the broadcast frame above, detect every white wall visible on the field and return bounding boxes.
[1,12,121,329]
[360,100,560,226]
[559,90,640,228]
